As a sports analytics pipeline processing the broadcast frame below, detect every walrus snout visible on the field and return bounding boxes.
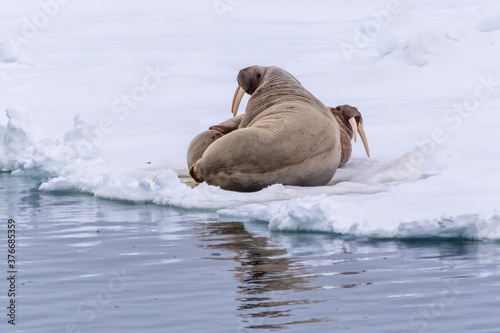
[336,105,363,124]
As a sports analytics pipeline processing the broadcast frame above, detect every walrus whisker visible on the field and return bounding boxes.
[232,85,245,117]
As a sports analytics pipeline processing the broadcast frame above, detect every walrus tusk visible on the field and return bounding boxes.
[231,85,246,117]
[348,117,358,142]
[358,123,370,157]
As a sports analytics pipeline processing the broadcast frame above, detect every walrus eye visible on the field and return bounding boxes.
[256,73,261,79]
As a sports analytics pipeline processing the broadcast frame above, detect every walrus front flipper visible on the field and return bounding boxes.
[209,114,244,134]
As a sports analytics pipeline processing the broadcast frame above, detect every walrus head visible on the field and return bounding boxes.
[231,66,266,117]
[333,105,370,158]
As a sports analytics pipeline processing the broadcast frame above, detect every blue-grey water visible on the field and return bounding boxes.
[1,173,499,333]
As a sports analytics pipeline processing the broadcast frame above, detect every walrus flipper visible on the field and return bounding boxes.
[187,115,244,173]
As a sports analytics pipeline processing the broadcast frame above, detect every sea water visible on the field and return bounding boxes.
[1,173,499,333]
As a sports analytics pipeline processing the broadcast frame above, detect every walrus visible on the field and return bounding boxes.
[187,66,369,192]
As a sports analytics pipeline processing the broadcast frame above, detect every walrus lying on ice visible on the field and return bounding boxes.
[187,66,369,192]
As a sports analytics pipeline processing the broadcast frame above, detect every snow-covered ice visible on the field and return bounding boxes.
[1,0,500,239]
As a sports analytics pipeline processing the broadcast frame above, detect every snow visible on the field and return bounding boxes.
[1,0,500,239]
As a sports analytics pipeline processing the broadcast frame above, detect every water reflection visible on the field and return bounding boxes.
[3,173,499,332]
[198,221,334,330]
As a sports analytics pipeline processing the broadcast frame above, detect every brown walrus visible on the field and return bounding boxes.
[187,66,369,192]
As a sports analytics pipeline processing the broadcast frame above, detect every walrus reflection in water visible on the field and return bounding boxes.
[188,66,370,192]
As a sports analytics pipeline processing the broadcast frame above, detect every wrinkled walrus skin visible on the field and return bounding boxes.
[188,66,368,192]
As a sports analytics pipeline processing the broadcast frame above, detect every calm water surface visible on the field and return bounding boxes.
[0,173,499,333]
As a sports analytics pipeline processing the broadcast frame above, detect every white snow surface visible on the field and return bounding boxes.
[1,0,500,239]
